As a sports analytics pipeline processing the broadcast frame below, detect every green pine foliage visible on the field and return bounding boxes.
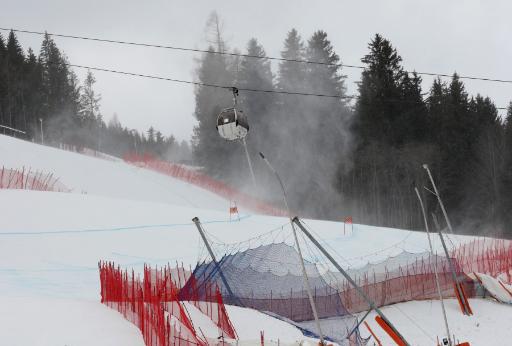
[0,30,186,163]
[192,46,242,181]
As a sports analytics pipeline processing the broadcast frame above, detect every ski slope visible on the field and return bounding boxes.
[360,298,512,345]
[0,135,230,210]
[1,134,511,345]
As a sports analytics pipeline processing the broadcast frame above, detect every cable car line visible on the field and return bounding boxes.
[2,27,512,85]
[60,62,357,99]
[47,61,508,110]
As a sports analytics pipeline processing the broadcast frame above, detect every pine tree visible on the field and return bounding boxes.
[23,48,44,139]
[399,72,427,143]
[277,29,306,91]
[0,33,7,126]
[38,33,79,143]
[500,102,512,232]
[300,30,349,217]
[79,71,101,120]
[192,46,238,180]
[342,34,432,228]
[270,29,310,210]
[355,34,406,146]
[462,96,503,230]
[77,70,102,149]
[5,31,25,130]
[431,74,472,216]
[39,33,67,116]
[236,38,275,188]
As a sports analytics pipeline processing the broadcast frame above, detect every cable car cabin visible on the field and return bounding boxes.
[216,107,249,141]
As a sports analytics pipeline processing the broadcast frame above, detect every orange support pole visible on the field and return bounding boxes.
[454,282,473,315]
[375,316,407,346]
[363,321,382,346]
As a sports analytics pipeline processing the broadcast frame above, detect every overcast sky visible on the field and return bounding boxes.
[2,0,511,141]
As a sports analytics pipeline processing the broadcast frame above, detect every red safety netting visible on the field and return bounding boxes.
[124,153,286,217]
[98,262,237,346]
[0,166,69,192]
[179,273,237,339]
[99,262,205,346]
[192,243,477,320]
[452,238,512,284]
[337,263,474,314]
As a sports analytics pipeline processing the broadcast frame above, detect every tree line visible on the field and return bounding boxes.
[193,18,512,236]
[0,31,190,162]
[2,25,511,236]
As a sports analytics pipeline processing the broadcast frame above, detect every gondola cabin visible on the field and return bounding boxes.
[216,107,249,141]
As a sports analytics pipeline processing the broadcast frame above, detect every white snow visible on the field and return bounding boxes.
[474,273,512,304]
[184,302,317,345]
[0,297,144,346]
[0,135,230,210]
[361,298,512,346]
[1,134,512,345]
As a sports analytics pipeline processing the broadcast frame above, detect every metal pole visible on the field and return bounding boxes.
[414,187,452,346]
[259,152,325,345]
[242,138,257,188]
[422,164,454,234]
[423,164,471,315]
[431,213,471,316]
[192,217,237,302]
[39,118,44,145]
[292,216,410,346]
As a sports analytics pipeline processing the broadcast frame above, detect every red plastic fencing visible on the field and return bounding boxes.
[179,272,237,339]
[0,167,69,192]
[452,238,512,284]
[217,253,475,319]
[333,237,512,314]
[99,261,205,346]
[338,265,474,314]
[98,262,237,346]
[124,153,287,217]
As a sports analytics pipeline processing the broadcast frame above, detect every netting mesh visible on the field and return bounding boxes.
[193,243,348,315]
[190,240,481,345]
[191,243,366,344]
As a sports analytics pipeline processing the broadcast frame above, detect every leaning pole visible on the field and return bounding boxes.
[292,217,410,346]
[414,187,452,346]
[423,164,472,316]
[259,152,325,345]
[192,216,238,304]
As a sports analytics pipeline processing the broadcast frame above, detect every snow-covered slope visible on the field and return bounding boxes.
[1,135,511,346]
[0,297,145,346]
[0,135,229,210]
[361,298,512,346]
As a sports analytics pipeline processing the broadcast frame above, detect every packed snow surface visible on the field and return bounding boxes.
[1,135,511,345]
[361,298,512,346]
[0,297,145,346]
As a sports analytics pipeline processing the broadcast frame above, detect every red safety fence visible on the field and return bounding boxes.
[339,268,474,314]
[452,238,512,284]
[179,273,237,339]
[228,255,474,318]
[98,262,237,346]
[99,262,203,346]
[124,153,286,217]
[337,237,512,314]
[0,167,69,192]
